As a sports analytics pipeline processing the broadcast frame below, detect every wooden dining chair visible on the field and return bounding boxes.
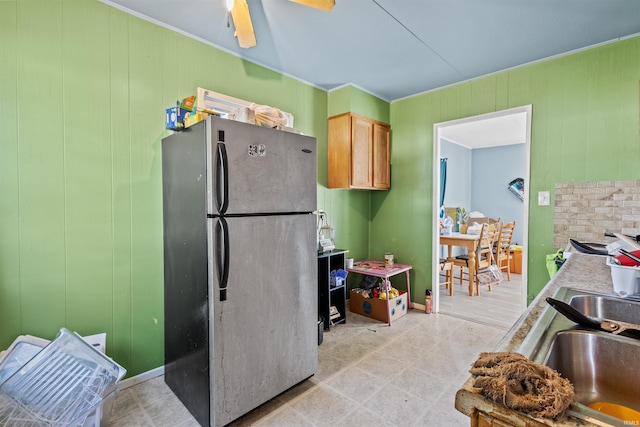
[495,221,516,281]
[439,259,454,296]
[452,222,499,294]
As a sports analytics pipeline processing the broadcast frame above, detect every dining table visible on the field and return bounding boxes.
[439,232,481,296]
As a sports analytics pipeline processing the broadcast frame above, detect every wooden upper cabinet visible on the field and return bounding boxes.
[350,115,373,188]
[328,112,390,190]
[372,121,390,189]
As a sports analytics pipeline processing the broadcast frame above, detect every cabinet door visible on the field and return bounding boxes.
[327,113,352,189]
[372,122,390,189]
[351,116,373,188]
[328,112,390,190]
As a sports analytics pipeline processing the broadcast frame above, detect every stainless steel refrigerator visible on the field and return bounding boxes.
[162,116,318,427]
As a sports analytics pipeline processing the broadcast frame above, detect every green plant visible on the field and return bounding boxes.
[456,207,469,224]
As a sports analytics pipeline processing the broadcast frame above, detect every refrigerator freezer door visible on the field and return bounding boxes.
[206,117,317,216]
[207,214,317,427]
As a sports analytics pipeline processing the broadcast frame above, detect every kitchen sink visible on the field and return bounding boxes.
[568,294,640,325]
[543,330,640,412]
[518,287,640,424]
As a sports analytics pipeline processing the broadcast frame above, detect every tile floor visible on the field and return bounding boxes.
[108,306,509,427]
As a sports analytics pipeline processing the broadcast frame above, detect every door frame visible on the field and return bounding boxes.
[431,105,532,314]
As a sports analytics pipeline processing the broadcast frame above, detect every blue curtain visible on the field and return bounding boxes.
[439,158,447,212]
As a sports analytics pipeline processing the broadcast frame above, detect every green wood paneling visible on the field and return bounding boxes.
[348,87,390,124]
[16,0,67,340]
[327,85,390,124]
[327,86,351,117]
[380,36,640,305]
[109,9,134,373]
[127,17,166,374]
[0,0,21,348]
[62,0,114,339]
[372,95,433,298]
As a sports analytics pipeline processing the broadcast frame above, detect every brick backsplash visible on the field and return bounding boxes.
[554,180,640,248]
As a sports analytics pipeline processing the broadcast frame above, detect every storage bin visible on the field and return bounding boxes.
[349,290,408,323]
[511,249,523,274]
[607,256,640,296]
[330,269,348,288]
[0,328,126,427]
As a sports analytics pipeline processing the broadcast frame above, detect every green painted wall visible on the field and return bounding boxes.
[328,86,390,124]
[4,0,638,378]
[375,36,640,304]
[0,0,370,377]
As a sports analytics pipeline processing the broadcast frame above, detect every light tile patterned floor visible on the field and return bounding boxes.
[108,307,508,426]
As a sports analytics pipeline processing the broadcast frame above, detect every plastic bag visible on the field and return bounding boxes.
[546,249,565,279]
[249,103,288,128]
[440,216,454,235]
[467,223,482,235]
[477,264,503,286]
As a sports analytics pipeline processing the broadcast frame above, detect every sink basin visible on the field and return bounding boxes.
[568,294,640,325]
[543,329,640,412]
[518,287,640,424]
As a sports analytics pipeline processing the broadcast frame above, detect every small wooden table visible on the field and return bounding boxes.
[439,233,480,296]
[346,260,412,326]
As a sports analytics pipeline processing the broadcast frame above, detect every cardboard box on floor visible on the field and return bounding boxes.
[350,290,408,323]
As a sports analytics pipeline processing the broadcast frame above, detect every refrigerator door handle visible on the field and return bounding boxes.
[215,142,229,214]
[215,217,230,301]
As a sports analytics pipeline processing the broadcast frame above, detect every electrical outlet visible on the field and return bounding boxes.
[538,191,550,206]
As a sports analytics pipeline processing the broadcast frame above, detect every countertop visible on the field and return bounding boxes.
[455,253,616,426]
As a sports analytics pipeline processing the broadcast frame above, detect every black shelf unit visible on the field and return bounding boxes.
[317,249,349,330]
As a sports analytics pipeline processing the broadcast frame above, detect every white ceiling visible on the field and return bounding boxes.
[440,111,527,149]
[101,0,640,102]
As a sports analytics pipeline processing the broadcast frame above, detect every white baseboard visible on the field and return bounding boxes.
[119,366,165,390]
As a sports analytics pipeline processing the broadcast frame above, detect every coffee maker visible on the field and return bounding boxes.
[317,210,335,252]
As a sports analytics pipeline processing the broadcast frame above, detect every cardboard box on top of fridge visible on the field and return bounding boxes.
[165,95,199,130]
[184,112,209,128]
[165,106,190,130]
[349,290,408,323]
[180,95,195,112]
[195,87,295,129]
[228,106,255,125]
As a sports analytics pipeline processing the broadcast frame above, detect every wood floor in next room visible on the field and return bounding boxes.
[439,272,525,330]
[109,304,513,427]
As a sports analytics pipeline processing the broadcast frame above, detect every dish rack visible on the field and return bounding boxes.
[0,328,126,426]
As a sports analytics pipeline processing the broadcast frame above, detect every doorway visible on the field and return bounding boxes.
[431,106,531,327]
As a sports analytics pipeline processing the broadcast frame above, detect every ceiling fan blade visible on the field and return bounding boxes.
[230,0,256,48]
[289,0,335,12]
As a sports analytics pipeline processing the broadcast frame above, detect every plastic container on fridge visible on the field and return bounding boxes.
[0,328,126,426]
